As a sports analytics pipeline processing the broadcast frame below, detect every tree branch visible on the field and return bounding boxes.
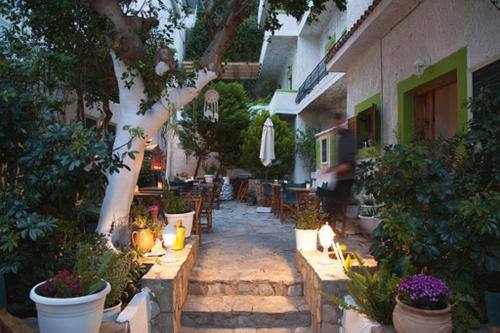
[87,0,157,64]
[199,0,255,71]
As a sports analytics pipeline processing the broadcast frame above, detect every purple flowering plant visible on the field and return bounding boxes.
[398,274,449,310]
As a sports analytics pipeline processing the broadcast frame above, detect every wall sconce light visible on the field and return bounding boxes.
[413,57,428,77]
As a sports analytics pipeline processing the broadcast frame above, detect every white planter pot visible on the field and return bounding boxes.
[102,301,122,323]
[165,211,195,237]
[295,228,318,252]
[222,176,230,185]
[346,205,359,219]
[204,175,214,184]
[30,281,110,333]
[357,215,382,235]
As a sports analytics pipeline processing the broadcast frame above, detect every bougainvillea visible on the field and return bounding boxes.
[37,270,81,298]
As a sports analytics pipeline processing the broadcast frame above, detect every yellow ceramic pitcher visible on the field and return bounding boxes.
[172,220,185,251]
[131,229,154,253]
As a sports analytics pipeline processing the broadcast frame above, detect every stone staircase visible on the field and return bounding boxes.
[180,276,312,332]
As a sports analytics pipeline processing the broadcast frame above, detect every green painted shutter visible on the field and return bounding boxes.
[315,139,321,170]
[329,134,336,167]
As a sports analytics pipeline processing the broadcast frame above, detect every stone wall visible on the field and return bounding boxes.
[141,236,199,333]
[296,250,348,333]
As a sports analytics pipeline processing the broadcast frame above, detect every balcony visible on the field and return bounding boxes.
[269,89,298,115]
[295,55,328,104]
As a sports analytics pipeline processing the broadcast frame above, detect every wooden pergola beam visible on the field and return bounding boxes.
[182,61,261,80]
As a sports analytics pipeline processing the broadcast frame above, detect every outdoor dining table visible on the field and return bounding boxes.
[286,187,317,210]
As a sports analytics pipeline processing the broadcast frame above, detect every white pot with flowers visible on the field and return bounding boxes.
[29,245,113,333]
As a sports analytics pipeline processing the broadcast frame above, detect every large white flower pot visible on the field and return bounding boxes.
[204,175,214,184]
[30,281,110,333]
[295,228,318,252]
[165,211,195,237]
[102,301,122,322]
[357,215,382,235]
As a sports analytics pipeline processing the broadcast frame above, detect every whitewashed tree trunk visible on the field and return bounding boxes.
[97,52,216,242]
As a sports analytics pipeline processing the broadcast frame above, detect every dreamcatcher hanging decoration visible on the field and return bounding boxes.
[203,89,219,123]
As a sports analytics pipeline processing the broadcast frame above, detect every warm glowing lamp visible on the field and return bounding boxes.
[161,229,176,264]
[318,223,335,265]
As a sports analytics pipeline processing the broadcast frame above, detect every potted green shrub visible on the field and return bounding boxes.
[393,274,452,333]
[330,254,402,331]
[29,245,113,333]
[357,195,383,235]
[102,251,132,322]
[162,192,195,237]
[295,209,321,252]
[203,164,218,184]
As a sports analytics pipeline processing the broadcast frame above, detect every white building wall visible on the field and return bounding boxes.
[277,43,297,88]
[319,7,347,57]
[346,41,381,120]
[295,36,322,87]
[346,0,500,145]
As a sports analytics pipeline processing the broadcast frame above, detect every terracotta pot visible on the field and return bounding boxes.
[131,229,154,253]
[393,296,452,333]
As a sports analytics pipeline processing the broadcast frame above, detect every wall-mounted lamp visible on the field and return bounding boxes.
[413,57,428,77]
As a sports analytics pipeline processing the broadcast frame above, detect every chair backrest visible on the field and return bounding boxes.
[282,183,306,204]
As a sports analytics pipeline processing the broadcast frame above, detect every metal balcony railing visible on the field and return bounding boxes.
[295,55,328,104]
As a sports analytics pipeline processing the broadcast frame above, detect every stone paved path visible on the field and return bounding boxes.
[191,201,302,285]
[181,201,312,332]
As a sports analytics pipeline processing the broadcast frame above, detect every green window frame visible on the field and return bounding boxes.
[397,48,468,143]
[355,93,381,145]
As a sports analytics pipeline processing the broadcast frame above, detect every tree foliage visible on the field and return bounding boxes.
[186,11,263,62]
[241,111,295,178]
[296,126,318,173]
[0,52,139,314]
[178,81,250,174]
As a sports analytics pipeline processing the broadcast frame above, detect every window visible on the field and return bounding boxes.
[473,58,500,97]
[321,138,328,164]
[414,72,457,140]
[287,66,293,89]
[356,105,377,148]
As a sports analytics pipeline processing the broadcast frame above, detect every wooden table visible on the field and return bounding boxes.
[286,187,317,210]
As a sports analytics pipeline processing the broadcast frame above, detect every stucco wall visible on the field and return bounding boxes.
[346,41,381,120]
[319,7,347,58]
[347,0,500,145]
[295,36,322,87]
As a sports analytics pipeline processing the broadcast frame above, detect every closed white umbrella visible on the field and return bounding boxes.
[259,118,275,167]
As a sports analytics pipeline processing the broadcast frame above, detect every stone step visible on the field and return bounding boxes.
[188,279,304,297]
[180,327,313,333]
[181,295,311,329]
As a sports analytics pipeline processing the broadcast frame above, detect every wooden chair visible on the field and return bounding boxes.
[200,186,214,232]
[259,183,273,207]
[213,182,222,210]
[279,183,306,223]
[237,180,248,202]
[180,190,203,241]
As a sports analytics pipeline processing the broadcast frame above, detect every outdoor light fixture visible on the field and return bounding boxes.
[318,223,335,265]
[161,229,176,264]
[413,57,429,77]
